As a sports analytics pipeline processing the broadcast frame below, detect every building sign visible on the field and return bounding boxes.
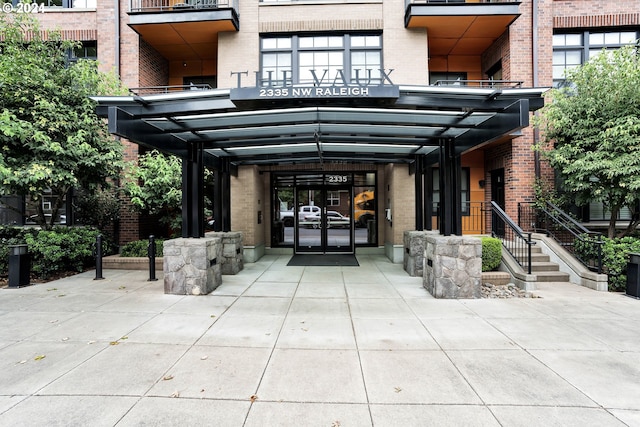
[230,69,400,106]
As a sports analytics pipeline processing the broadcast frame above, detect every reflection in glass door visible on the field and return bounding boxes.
[295,187,324,253]
[295,186,354,254]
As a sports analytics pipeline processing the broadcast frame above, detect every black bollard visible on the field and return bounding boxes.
[94,234,104,280]
[148,235,158,281]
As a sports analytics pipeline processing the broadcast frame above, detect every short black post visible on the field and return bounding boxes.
[94,234,104,280]
[148,235,158,281]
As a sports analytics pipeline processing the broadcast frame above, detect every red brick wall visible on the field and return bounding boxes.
[552,1,640,20]
[139,40,169,88]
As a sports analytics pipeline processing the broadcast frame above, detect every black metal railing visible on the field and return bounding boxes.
[518,201,603,273]
[129,0,233,13]
[433,80,523,88]
[128,84,213,95]
[491,201,533,274]
[430,201,489,234]
[407,0,516,6]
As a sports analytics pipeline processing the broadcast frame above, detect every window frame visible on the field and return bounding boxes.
[260,33,383,87]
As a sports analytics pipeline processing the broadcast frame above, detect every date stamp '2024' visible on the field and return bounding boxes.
[2,2,45,13]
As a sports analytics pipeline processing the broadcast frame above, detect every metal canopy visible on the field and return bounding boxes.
[93,85,546,167]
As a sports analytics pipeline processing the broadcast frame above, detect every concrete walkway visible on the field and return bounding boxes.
[0,254,639,426]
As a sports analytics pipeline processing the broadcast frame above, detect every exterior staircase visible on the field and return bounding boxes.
[520,245,570,282]
[491,201,607,291]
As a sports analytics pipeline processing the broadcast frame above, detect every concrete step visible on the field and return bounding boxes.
[514,252,550,263]
[529,262,560,272]
[532,270,571,282]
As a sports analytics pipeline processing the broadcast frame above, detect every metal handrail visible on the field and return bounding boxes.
[518,201,604,273]
[491,201,534,274]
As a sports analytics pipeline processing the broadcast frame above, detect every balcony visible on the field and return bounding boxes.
[405,0,521,56]
[128,0,239,61]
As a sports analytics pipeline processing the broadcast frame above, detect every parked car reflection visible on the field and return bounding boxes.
[304,211,351,229]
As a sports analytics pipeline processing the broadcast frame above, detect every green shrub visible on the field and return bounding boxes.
[23,227,110,279]
[481,237,502,272]
[1,226,111,279]
[575,235,640,291]
[120,239,164,258]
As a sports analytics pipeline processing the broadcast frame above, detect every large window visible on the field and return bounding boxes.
[260,33,382,86]
[552,30,639,87]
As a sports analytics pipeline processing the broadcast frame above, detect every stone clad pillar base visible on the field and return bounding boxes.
[423,235,482,299]
[205,231,244,275]
[403,230,439,277]
[163,237,222,295]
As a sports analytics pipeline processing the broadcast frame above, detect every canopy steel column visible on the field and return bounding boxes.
[213,168,223,232]
[414,155,424,231]
[182,144,205,238]
[211,159,232,232]
[221,159,231,232]
[438,138,462,236]
[424,164,433,231]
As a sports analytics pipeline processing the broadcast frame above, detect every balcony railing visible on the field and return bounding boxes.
[407,0,517,4]
[129,0,234,13]
[432,80,523,88]
[128,84,213,95]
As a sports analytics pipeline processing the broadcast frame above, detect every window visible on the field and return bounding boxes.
[552,29,639,87]
[68,41,97,63]
[431,168,470,215]
[327,191,340,206]
[260,33,382,86]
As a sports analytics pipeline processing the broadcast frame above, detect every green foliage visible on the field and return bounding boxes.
[533,178,567,210]
[123,150,182,233]
[0,226,111,279]
[74,187,121,235]
[575,235,640,291]
[535,44,640,238]
[481,237,502,272]
[0,13,126,230]
[120,239,164,258]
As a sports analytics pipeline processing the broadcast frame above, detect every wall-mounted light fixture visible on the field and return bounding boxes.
[478,180,485,188]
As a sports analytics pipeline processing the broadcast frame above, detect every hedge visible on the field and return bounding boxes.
[0,226,111,280]
[481,237,502,272]
[575,235,640,292]
[120,238,164,258]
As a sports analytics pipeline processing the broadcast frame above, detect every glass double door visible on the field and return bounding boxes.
[295,186,354,254]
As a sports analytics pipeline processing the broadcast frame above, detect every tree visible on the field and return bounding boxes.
[123,150,183,234]
[0,13,126,229]
[536,44,640,238]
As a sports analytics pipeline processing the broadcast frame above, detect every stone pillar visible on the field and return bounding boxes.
[163,237,222,295]
[423,235,482,299]
[206,231,244,275]
[404,231,426,277]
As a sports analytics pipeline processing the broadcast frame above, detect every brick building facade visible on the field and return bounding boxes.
[30,0,640,259]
